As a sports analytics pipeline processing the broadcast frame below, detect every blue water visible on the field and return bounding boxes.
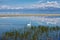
[0,17,37,34]
[0,16,60,40]
[0,16,60,33]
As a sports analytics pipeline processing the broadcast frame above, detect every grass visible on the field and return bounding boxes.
[1,25,60,40]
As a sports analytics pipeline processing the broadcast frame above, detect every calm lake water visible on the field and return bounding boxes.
[0,16,60,33]
[0,16,60,40]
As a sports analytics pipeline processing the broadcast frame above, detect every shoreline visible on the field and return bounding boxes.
[0,14,60,17]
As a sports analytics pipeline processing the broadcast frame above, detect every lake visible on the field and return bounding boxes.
[0,16,60,33]
[0,16,60,40]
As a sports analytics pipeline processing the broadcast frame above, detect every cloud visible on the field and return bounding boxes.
[0,1,60,9]
[0,5,24,9]
[31,1,60,8]
[46,1,60,8]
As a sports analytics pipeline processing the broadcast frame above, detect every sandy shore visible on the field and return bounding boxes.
[0,14,60,17]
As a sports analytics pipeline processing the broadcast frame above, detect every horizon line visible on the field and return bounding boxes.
[0,14,60,17]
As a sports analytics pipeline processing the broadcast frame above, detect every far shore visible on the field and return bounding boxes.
[0,14,60,17]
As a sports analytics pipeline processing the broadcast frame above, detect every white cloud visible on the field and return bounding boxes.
[0,5,24,9]
[31,1,60,8]
[46,1,60,8]
[0,1,60,9]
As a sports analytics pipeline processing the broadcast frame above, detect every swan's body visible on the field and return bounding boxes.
[27,22,31,27]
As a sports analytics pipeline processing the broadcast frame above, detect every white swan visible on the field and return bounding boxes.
[27,21,31,27]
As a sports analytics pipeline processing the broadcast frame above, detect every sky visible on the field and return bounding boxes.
[0,0,60,9]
